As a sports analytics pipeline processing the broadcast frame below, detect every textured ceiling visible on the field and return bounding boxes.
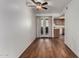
[26,0,71,14]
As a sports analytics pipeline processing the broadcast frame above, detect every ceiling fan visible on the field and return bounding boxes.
[28,0,48,10]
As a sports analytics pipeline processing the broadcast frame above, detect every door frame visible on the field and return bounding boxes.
[36,16,52,38]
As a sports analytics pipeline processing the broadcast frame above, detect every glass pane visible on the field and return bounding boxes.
[41,20,44,27]
[45,27,48,34]
[41,27,43,35]
[41,20,44,35]
[46,19,49,27]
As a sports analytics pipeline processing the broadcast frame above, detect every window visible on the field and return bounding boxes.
[45,19,49,34]
[41,19,44,27]
[45,19,49,27]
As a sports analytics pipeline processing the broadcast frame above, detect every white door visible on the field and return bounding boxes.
[36,16,52,38]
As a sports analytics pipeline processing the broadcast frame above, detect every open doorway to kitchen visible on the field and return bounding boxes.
[54,16,65,39]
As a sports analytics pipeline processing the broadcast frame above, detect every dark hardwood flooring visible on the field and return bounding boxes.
[20,37,77,58]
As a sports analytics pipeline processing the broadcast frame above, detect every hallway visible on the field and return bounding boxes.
[0,0,79,58]
[20,38,77,58]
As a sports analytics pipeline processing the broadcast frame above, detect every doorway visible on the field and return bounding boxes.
[36,16,52,38]
[54,17,65,38]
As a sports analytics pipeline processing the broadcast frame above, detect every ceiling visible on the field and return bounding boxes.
[26,0,71,14]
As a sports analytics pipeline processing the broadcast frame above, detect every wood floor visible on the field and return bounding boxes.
[20,37,77,58]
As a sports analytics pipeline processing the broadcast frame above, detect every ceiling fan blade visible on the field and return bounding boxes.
[31,0,37,4]
[42,7,48,10]
[42,2,48,5]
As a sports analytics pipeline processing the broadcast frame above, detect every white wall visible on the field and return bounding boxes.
[36,16,41,37]
[0,0,36,58]
[65,0,79,57]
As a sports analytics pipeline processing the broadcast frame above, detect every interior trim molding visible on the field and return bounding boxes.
[65,44,78,58]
